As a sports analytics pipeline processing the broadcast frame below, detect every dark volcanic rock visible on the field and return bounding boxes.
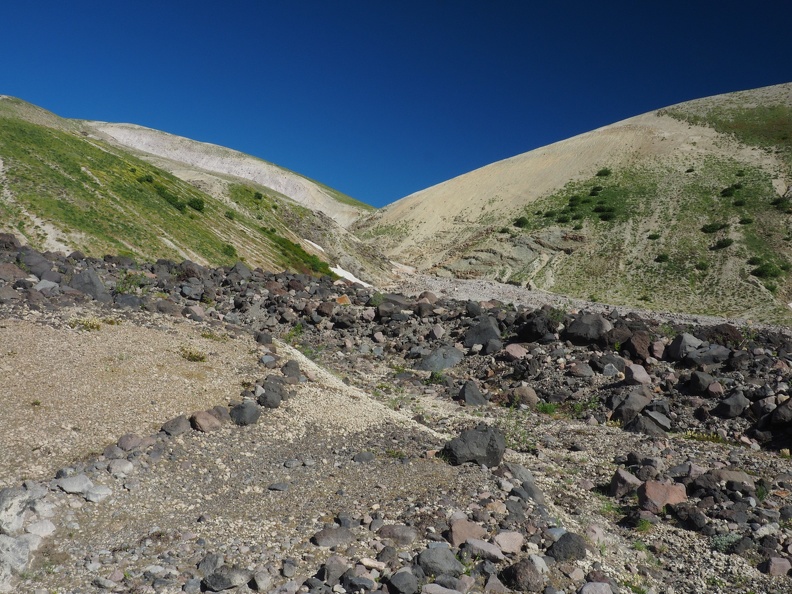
[564,313,613,346]
[442,424,505,467]
[499,558,545,592]
[229,401,261,426]
[457,380,488,406]
[546,531,587,561]
[70,268,112,303]
[463,315,501,348]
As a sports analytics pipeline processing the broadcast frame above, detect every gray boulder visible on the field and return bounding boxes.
[442,424,505,467]
[0,534,30,589]
[0,489,29,536]
[417,546,464,578]
[713,390,749,419]
[457,380,488,406]
[70,268,112,303]
[667,333,703,361]
[229,401,261,426]
[202,565,251,592]
[161,414,191,436]
[415,346,464,372]
[688,371,715,395]
[564,313,613,345]
[388,569,419,594]
[463,316,500,348]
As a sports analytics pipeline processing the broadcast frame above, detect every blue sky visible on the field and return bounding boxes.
[2,1,791,207]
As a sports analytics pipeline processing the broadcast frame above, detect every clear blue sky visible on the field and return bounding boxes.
[2,1,791,207]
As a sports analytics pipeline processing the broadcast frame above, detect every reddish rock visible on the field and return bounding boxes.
[638,480,687,513]
[449,519,487,547]
[503,343,528,361]
[494,531,524,554]
[706,381,725,398]
[625,331,651,361]
[625,364,651,385]
[190,410,223,432]
[763,557,791,576]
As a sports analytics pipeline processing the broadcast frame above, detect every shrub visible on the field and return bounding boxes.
[701,222,728,234]
[738,217,754,225]
[647,233,660,240]
[593,205,615,213]
[655,253,670,263]
[136,174,154,183]
[187,197,205,212]
[711,238,734,250]
[685,167,695,173]
[695,261,710,271]
[253,191,263,200]
[221,243,237,258]
[555,215,570,224]
[179,346,206,362]
[224,210,235,220]
[751,263,782,278]
[599,212,616,221]
[543,210,557,218]
[153,183,186,211]
[596,168,612,177]
[513,216,530,228]
[732,199,746,207]
[720,186,735,197]
[747,256,763,265]
[573,223,583,230]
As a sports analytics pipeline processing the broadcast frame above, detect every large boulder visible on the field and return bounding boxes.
[70,268,112,303]
[442,424,505,467]
[415,346,464,372]
[463,316,501,348]
[564,313,613,346]
[417,546,464,578]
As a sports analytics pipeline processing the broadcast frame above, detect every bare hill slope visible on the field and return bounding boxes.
[355,83,792,322]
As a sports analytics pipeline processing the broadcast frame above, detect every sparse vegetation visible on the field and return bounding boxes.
[68,317,102,331]
[179,346,206,362]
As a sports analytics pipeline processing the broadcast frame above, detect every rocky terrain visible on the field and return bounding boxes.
[1,233,791,593]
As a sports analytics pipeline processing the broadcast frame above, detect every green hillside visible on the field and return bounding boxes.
[0,101,338,276]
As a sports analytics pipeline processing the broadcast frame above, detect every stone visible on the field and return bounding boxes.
[107,459,134,478]
[442,424,505,467]
[714,390,750,418]
[458,380,487,406]
[0,534,29,587]
[624,414,668,438]
[312,527,354,548]
[579,583,613,594]
[564,313,613,345]
[688,371,715,395]
[610,468,642,498]
[511,385,538,407]
[448,519,487,547]
[624,364,651,385]
[203,565,252,591]
[85,485,112,503]
[378,524,418,546]
[25,520,55,538]
[388,569,419,594]
[463,316,501,348]
[505,463,546,505]
[625,331,651,361]
[499,558,545,592]
[429,325,445,340]
[763,557,792,576]
[464,538,504,561]
[546,532,587,562]
[417,546,465,578]
[493,531,523,554]
[666,333,703,360]
[612,387,652,423]
[353,451,375,463]
[422,584,461,594]
[56,474,93,495]
[117,433,143,451]
[229,400,261,426]
[415,346,464,372]
[0,488,29,536]
[161,415,191,436]
[503,343,527,361]
[638,481,687,513]
[198,553,224,576]
[191,410,223,432]
[70,268,112,303]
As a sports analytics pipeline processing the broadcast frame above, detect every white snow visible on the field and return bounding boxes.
[331,266,371,287]
[303,239,325,252]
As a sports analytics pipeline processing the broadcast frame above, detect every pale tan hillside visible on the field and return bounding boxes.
[86,122,370,228]
[358,109,786,269]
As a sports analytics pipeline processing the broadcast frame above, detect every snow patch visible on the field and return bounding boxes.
[331,266,371,288]
[303,239,325,252]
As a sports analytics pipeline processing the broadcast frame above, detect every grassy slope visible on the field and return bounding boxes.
[0,110,336,275]
[511,159,791,321]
